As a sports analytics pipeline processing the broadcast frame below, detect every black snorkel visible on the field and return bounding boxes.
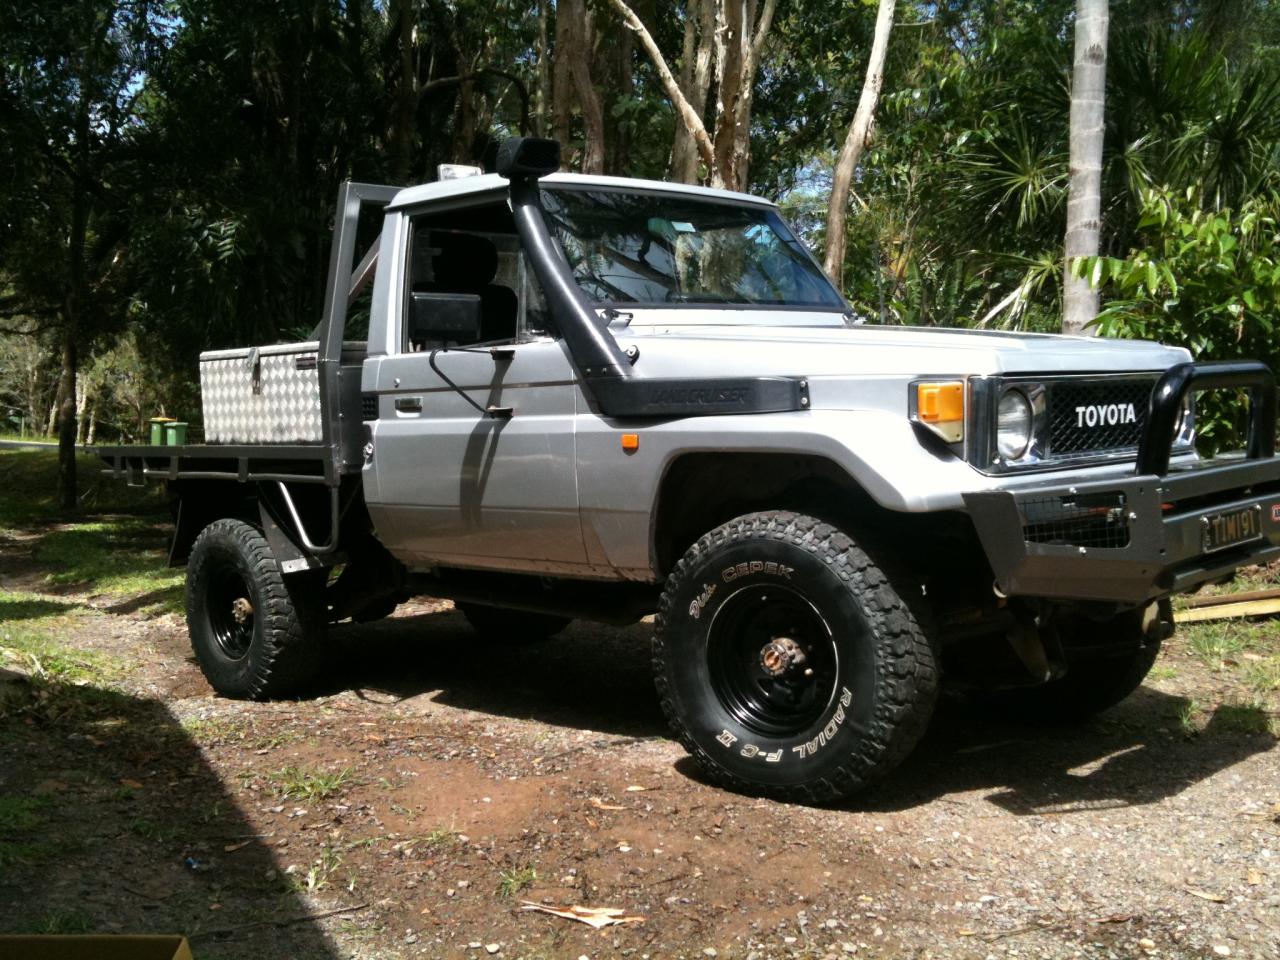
[499,137,809,419]
[498,138,634,382]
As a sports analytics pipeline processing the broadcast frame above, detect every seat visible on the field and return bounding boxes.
[415,232,517,343]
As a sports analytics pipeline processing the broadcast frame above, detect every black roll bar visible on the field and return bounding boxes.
[317,180,402,477]
[1136,360,1277,476]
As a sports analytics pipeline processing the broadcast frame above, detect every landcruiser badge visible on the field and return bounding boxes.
[1074,402,1138,428]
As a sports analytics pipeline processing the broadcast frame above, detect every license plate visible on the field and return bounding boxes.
[1201,504,1264,553]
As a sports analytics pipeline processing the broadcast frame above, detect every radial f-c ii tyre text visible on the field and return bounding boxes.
[186,518,325,700]
[654,511,939,803]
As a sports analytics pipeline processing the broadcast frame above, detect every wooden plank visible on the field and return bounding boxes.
[1183,586,1280,609]
[1175,597,1280,623]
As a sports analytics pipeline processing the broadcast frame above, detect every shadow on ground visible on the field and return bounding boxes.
[327,604,668,740]
[856,687,1275,814]
[327,605,1275,815]
[0,671,343,960]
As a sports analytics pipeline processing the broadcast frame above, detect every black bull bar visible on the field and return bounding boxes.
[964,361,1280,604]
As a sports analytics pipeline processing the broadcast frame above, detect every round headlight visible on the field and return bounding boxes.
[996,389,1033,460]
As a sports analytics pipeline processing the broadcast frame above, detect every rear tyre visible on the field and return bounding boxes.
[989,601,1169,721]
[655,511,939,803]
[186,518,325,699]
[456,602,571,644]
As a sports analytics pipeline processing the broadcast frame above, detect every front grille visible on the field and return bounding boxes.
[1021,492,1130,548]
[1047,378,1155,456]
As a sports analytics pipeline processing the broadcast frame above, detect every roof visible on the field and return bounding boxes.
[385,171,778,212]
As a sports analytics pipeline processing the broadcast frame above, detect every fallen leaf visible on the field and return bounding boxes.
[520,901,645,929]
[958,929,976,937]
[590,797,625,811]
[1186,887,1226,903]
[625,785,648,792]
[120,778,144,789]
[1246,869,1265,886]
[223,840,252,853]
[1092,913,1136,924]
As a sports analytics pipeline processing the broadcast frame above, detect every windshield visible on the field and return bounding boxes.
[541,188,847,311]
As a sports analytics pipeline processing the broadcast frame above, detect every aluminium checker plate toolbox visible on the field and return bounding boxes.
[199,341,366,444]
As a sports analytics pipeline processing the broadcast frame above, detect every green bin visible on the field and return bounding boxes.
[148,417,175,445]
[164,421,188,446]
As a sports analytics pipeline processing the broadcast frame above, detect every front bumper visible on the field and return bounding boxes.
[964,361,1280,605]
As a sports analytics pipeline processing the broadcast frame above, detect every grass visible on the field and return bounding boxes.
[0,449,164,527]
[0,794,55,868]
[1211,700,1276,736]
[180,715,249,744]
[0,621,125,689]
[25,910,93,935]
[0,794,50,831]
[496,866,538,898]
[1243,657,1280,695]
[270,765,355,803]
[1186,623,1248,669]
[420,826,461,849]
[292,844,347,893]
[1177,699,1203,736]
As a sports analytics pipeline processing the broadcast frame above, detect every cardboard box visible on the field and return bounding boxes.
[0,935,193,960]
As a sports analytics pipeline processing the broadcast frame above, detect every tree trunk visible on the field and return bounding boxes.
[562,0,606,174]
[823,0,895,283]
[75,378,89,444]
[611,0,715,180]
[535,0,552,137]
[389,0,418,183]
[551,0,574,148]
[711,1,746,190]
[1062,0,1108,336]
[56,326,78,511]
[610,28,635,174]
[671,0,715,184]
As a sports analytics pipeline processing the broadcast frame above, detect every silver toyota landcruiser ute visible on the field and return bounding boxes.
[99,138,1280,801]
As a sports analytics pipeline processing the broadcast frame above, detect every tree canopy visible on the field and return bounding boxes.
[4,0,1280,501]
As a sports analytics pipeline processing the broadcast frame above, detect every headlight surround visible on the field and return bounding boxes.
[996,388,1034,460]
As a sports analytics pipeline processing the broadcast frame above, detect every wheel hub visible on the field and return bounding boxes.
[759,635,807,677]
[705,584,840,737]
[231,597,254,624]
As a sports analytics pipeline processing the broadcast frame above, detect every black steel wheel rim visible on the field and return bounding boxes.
[705,584,839,737]
[206,560,254,661]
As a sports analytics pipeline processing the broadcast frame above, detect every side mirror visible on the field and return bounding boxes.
[409,292,482,345]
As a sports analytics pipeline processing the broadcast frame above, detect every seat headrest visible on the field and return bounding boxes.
[430,232,498,288]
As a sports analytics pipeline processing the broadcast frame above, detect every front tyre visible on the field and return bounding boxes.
[655,511,939,803]
[186,518,325,700]
[988,600,1170,721]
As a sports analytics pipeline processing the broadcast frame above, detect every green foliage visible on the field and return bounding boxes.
[269,765,355,802]
[1079,188,1280,451]
[496,865,538,898]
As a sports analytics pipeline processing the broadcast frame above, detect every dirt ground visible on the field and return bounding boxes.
[1,471,1278,959]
